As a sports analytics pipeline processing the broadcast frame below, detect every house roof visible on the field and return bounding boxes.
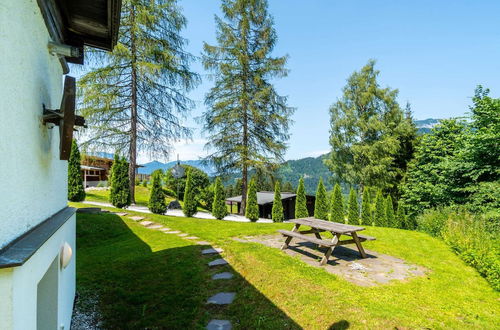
[226,191,297,205]
[81,165,106,171]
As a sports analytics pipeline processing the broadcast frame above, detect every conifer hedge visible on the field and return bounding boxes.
[314,178,328,220]
[295,177,308,218]
[272,181,284,222]
[109,155,131,208]
[347,188,359,224]
[148,170,166,214]
[245,178,259,221]
[183,169,197,217]
[385,195,395,227]
[361,188,371,225]
[330,183,344,222]
[212,177,228,220]
[68,140,85,202]
[374,189,386,226]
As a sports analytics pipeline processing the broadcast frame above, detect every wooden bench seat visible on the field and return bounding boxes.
[278,230,336,247]
[343,233,376,241]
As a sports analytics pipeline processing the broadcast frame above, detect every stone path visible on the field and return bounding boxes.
[208,258,229,267]
[212,272,233,280]
[206,320,232,330]
[207,292,236,305]
[202,248,223,255]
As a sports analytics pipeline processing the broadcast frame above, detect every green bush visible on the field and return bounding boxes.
[416,207,450,237]
[330,183,344,222]
[347,188,359,224]
[464,181,500,213]
[272,181,284,222]
[374,189,385,226]
[142,180,148,188]
[314,178,328,220]
[164,164,209,201]
[109,155,131,208]
[68,140,85,202]
[148,170,166,214]
[295,177,308,218]
[245,178,259,221]
[385,195,395,227]
[182,170,197,217]
[360,188,371,226]
[163,188,176,198]
[212,177,228,220]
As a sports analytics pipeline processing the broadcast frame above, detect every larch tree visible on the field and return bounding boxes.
[201,0,294,215]
[68,140,86,202]
[78,0,199,204]
[347,188,359,224]
[212,177,228,220]
[272,181,284,222]
[330,183,344,222]
[295,177,308,218]
[314,178,328,220]
[325,60,416,194]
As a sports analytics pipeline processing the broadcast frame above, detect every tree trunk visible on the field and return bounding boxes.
[129,6,137,204]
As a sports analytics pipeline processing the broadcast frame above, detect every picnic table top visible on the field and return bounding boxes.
[290,217,365,234]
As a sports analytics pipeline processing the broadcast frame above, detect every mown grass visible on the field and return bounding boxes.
[72,202,500,329]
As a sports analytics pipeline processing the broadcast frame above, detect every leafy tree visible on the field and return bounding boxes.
[360,188,371,226]
[325,60,416,193]
[330,183,344,222]
[347,188,359,224]
[314,178,328,220]
[385,195,395,227]
[79,0,199,203]
[110,155,131,208]
[272,181,284,222]
[212,177,228,220]
[245,178,259,221]
[68,140,85,202]
[148,170,166,214]
[295,177,308,218]
[374,189,385,226]
[182,170,197,217]
[201,0,294,215]
[164,165,209,201]
[282,181,294,192]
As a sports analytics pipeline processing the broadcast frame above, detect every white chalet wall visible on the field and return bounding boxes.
[0,0,68,248]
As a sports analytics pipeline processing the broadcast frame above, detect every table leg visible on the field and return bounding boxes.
[313,228,324,248]
[320,233,341,266]
[281,224,300,250]
[351,232,367,258]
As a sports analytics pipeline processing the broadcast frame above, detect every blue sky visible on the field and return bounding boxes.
[155,1,500,162]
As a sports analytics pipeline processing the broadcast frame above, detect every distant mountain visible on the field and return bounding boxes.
[138,159,214,175]
[415,118,440,134]
[278,154,332,194]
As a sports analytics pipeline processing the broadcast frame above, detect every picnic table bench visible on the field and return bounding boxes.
[278,217,376,266]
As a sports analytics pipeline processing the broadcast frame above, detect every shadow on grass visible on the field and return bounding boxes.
[289,241,376,266]
[74,213,301,329]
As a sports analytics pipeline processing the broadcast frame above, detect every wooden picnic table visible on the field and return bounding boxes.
[278,217,376,266]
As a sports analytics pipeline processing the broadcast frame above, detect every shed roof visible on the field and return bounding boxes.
[226,191,297,205]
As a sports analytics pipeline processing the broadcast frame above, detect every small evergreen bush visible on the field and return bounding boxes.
[347,188,359,224]
[212,177,228,220]
[183,169,197,217]
[68,140,85,202]
[109,155,131,208]
[148,170,166,214]
[245,178,259,221]
[272,181,284,222]
[374,189,385,226]
[361,188,371,225]
[385,195,395,227]
[295,177,309,218]
[330,183,344,222]
[314,178,328,220]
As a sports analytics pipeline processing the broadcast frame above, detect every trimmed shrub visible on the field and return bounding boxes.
[68,140,85,202]
[360,188,371,226]
[272,181,284,222]
[109,155,131,208]
[295,177,308,218]
[142,180,148,187]
[385,195,395,227]
[330,183,344,222]
[347,188,359,224]
[374,189,385,226]
[148,170,166,214]
[212,177,228,220]
[245,178,259,221]
[314,178,328,220]
[183,169,197,217]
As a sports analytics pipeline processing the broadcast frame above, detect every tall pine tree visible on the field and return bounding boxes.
[245,178,259,221]
[330,183,344,222]
[68,140,85,202]
[272,181,284,222]
[79,0,199,203]
[295,177,308,218]
[347,188,359,224]
[201,0,294,215]
[314,178,328,220]
[212,177,228,220]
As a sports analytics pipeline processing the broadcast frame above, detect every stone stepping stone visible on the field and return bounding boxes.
[196,241,211,245]
[202,248,223,255]
[212,272,233,280]
[164,231,181,234]
[208,258,228,267]
[160,227,171,231]
[139,221,153,227]
[206,319,232,330]
[129,216,145,221]
[148,224,163,229]
[186,236,199,240]
[178,233,188,237]
[206,292,236,305]
[115,212,128,216]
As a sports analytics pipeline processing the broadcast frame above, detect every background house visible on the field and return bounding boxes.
[81,155,146,187]
[226,192,316,219]
[0,1,120,329]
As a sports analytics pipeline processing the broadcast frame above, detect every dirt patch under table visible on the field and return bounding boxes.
[234,234,428,287]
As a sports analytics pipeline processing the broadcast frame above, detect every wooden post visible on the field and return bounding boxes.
[281,224,300,250]
[320,233,341,266]
[351,232,367,258]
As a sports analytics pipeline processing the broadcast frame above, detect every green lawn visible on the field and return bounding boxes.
[72,202,500,329]
[85,186,175,207]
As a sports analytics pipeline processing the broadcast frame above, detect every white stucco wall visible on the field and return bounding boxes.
[0,0,68,248]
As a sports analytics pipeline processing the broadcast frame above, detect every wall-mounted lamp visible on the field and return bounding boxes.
[60,242,73,269]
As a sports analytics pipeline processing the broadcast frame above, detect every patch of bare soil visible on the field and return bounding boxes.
[234,234,427,287]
